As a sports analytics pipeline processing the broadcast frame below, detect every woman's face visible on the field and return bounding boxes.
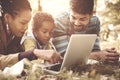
[7,10,31,37]
[34,21,54,45]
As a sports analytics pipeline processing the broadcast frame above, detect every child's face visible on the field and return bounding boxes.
[35,21,54,44]
[69,10,92,32]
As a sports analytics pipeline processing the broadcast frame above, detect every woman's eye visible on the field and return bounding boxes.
[21,22,26,25]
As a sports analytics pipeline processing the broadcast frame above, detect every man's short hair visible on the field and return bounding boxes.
[70,0,94,14]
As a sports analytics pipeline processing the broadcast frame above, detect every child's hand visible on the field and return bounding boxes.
[33,49,62,64]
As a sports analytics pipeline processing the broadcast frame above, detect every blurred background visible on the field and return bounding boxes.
[29,0,69,17]
[29,0,120,52]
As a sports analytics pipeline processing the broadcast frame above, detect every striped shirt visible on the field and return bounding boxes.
[52,12,100,54]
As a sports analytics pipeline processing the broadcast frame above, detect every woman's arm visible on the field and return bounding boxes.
[0,53,19,70]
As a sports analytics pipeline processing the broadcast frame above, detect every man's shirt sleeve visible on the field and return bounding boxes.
[89,16,101,51]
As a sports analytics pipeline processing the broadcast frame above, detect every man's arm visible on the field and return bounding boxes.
[89,16,101,51]
[52,21,69,55]
[89,16,119,63]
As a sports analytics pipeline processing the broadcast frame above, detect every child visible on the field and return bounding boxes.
[22,12,57,63]
[23,12,55,50]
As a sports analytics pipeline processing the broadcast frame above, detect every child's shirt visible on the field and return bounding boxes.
[21,31,56,64]
[21,31,56,51]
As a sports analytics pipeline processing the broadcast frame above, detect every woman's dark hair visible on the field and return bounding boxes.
[32,12,54,32]
[0,0,32,18]
[70,0,94,14]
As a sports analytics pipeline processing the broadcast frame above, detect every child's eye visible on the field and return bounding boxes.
[42,30,47,33]
[43,31,47,33]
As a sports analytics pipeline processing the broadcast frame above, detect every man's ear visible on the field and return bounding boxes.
[89,12,94,18]
[4,13,12,24]
[91,10,96,16]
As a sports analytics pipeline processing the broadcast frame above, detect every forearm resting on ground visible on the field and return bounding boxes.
[89,49,119,63]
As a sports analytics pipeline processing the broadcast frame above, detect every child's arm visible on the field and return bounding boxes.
[22,37,36,51]
[46,38,57,51]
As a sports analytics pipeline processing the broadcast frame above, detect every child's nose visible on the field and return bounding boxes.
[46,33,50,37]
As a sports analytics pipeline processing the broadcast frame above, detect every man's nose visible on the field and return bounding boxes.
[74,20,81,25]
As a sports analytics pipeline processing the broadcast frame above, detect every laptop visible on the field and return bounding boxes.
[43,34,97,74]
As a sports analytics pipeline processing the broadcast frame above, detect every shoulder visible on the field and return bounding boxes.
[53,12,70,37]
[89,16,100,26]
[54,11,70,30]
[55,11,69,20]
[86,16,100,34]
[55,12,70,25]
[20,31,35,45]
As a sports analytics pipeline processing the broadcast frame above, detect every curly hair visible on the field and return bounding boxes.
[70,0,94,14]
[32,12,54,31]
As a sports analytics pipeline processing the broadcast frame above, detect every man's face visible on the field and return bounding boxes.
[69,10,92,32]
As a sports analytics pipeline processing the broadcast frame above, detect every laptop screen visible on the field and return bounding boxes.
[44,34,97,74]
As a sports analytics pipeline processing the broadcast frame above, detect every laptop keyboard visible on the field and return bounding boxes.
[46,63,61,71]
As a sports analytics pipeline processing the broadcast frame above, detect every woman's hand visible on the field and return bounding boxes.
[33,49,62,64]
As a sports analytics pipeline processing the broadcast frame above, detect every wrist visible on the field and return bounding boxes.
[33,49,43,59]
[90,51,100,60]
[18,49,37,61]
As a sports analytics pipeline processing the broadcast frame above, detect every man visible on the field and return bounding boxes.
[52,0,119,63]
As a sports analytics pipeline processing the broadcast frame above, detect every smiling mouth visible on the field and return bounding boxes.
[74,25,83,29]
[73,25,84,31]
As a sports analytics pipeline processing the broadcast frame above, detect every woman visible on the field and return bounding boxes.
[0,0,61,70]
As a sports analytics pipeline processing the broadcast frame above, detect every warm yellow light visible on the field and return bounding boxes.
[29,0,39,11]
[41,0,69,16]
[30,0,69,17]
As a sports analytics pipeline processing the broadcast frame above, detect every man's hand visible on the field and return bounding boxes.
[103,48,119,63]
[90,48,119,63]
